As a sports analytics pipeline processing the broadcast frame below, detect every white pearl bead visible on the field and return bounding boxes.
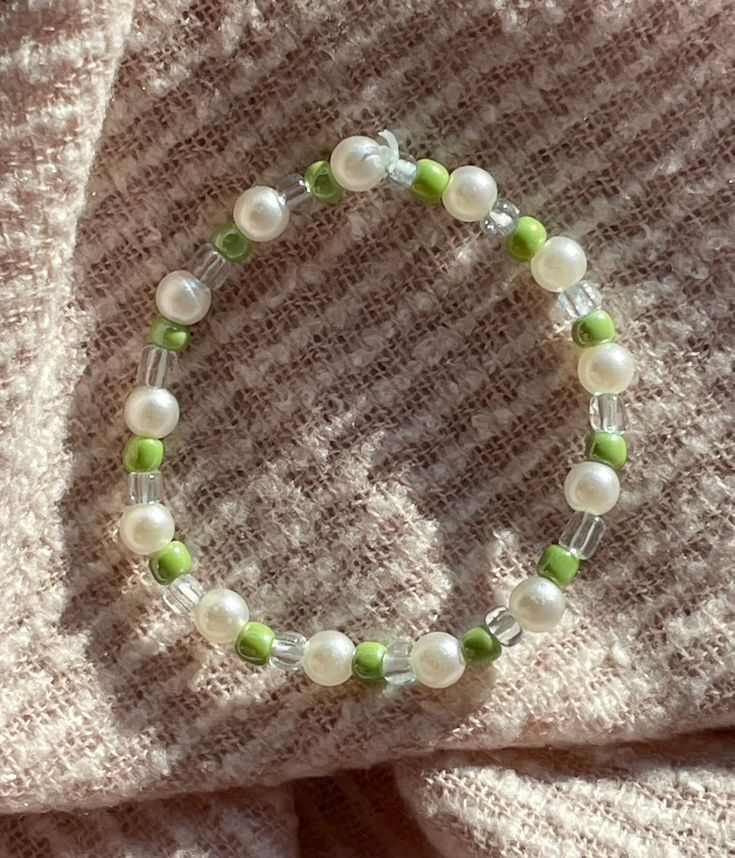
[410,632,466,689]
[302,630,355,686]
[124,386,179,439]
[441,165,498,222]
[193,588,250,644]
[509,577,565,632]
[233,186,289,242]
[530,236,587,292]
[564,460,620,515]
[119,502,174,555]
[329,135,386,192]
[577,343,635,394]
[155,270,211,325]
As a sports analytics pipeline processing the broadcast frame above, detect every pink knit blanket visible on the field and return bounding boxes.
[1,0,733,854]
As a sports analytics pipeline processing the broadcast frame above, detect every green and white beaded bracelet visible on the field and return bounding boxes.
[118,130,634,690]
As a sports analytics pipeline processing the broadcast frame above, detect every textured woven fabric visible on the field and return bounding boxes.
[1,0,734,855]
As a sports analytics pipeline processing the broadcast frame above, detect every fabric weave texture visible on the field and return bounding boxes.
[0,0,734,855]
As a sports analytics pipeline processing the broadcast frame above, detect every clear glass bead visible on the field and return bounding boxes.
[186,243,231,291]
[484,607,523,647]
[375,129,417,190]
[559,511,606,559]
[127,470,164,504]
[163,574,204,615]
[136,344,173,387]
[382,640,416,686]
[386,153,418,190]
[275,173,311,210]
[268,632,307,672]
[589,394,627,433]
[480,198,521,238]
[555,279,603,320]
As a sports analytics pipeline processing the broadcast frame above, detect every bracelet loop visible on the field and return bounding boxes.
[117,130,634,691]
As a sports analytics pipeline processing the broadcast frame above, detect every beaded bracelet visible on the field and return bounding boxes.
[117,130,634,690]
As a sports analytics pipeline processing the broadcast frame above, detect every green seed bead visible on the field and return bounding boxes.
[537,544,580,588]
[210,221,253,262]
[149,315,191,353]
[352,641,387,684]
[585,431,627,470]
[122,436,164,473]
[235,621,276,665]
[505,216,547,262]
[461,626,501,666]
[572,309,616,347]
[409,159,450,205]
[304,160,343,204]
[149,540,192,585]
